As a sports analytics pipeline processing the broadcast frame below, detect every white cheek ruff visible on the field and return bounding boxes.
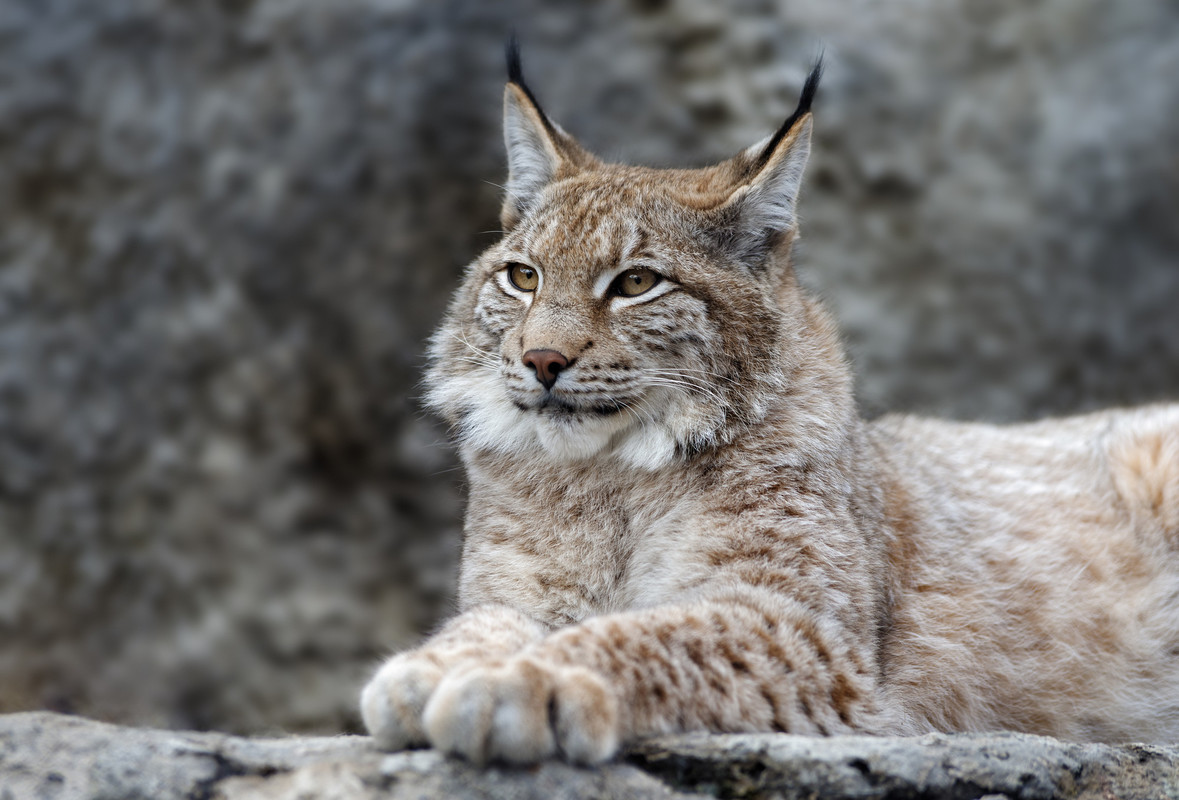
[535,415,621,461]
[429,362,687,471]
[428,368,538,457]
[613,423,678,471]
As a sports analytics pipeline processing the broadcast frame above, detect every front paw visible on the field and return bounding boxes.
[360,653,446,750]
[422,657,620,766]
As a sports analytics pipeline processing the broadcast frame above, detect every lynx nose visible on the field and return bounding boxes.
[522,349,569,390]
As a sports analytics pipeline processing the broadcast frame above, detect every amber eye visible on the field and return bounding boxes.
[611,268,661,298]
[507,263,539,292]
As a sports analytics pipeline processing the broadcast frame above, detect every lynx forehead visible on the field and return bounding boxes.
[361,40,1179,767]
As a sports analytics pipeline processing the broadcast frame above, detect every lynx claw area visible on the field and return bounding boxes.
[360,655,446,751]
[422,658,620,766]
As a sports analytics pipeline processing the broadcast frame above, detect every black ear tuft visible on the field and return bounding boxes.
[504,34,556,134]
[754,55,824,171]
[506,32,524,86]
[795,54,824,119]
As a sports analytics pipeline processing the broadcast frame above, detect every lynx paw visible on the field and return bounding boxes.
[422,657,620,765]
[360,654,446,750]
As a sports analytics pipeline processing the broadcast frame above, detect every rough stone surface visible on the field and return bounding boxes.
[2,713,1177,800]
[1,0,1178,735]
[630,731,1179,800]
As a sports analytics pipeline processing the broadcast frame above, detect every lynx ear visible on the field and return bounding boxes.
[501,39,587,228]
[717,59,822,266]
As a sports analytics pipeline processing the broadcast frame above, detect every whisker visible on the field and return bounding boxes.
[455,356,501,370]
[646,367,740,386]
[483,180,525,206]
[612,396,655,428]
[641,377,727,406]
[450,330,499,361]
[650,372,732,398]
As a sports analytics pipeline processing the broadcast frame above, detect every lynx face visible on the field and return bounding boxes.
[427,72,816,470]
[438,178,760,467]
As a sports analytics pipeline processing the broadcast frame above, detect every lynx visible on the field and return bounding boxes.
[360,43,1179,765]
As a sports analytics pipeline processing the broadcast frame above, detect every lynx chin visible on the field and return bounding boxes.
[361,42,1179,765]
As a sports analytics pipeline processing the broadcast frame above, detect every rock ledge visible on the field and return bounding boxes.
[2,712,1176,799]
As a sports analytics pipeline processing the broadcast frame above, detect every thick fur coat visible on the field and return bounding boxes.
[361,47,1179,764]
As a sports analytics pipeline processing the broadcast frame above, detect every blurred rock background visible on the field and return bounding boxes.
[0,0,1176,735]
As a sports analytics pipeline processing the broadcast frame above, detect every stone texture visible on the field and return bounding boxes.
[630,731,1179,800]
[2,713,1177,800]
[1,0,1177,735]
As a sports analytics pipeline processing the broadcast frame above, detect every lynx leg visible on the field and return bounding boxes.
[422,588,883,764]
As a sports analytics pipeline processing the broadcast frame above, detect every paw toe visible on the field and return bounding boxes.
[552,667,620,765]
[361,657,443,751]
[486,660,558,764]
[422,667,502,764]
[425,661,559,765]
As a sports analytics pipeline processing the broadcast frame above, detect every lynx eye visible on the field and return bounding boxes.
[506,263,539,292]
[611,268,661,298]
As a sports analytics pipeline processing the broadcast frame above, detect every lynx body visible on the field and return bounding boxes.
[361,48,1179,764]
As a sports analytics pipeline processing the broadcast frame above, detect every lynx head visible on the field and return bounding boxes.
[426,42,825,471]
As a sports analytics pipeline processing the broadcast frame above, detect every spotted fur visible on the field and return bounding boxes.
[361,51,1179,765]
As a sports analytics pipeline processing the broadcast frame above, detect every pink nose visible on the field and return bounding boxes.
[522,349,569,390]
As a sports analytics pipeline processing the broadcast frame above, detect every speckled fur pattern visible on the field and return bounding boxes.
[360,57,1179,765]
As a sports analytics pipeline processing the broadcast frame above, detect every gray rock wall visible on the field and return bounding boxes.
[1,0,1177,734]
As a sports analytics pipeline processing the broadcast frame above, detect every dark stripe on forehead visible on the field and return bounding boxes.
[607,223,626,268]
[625,228,650,262]
[570,184,610,231]
[533,187,614,253]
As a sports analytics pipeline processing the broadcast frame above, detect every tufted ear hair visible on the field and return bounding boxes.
[501,38,595,229]
[714,58,822,268]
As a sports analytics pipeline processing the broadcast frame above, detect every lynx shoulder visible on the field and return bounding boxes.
[360,43,1179,764]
